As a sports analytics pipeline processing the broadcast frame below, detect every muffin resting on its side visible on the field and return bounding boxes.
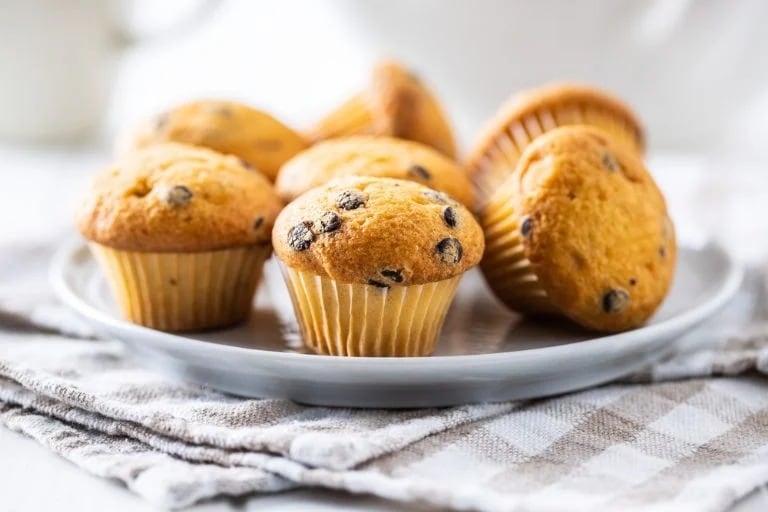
[467,83,645,210]
[307,60,457,159]
[275,136,473,208]
[77,143,283,331]
[480,126,675,333]
[272,177,484,356]
[123,99,307,181]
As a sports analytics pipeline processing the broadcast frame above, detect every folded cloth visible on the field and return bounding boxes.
[1,240,767,511]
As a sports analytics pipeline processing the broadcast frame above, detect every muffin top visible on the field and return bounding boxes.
[273,177,484,286]
[77,143,283,252]
[123,100,307,181]
[486,125,674,332]
[309,60,457,159]
[275,136,473,207]
[468,82,645,171]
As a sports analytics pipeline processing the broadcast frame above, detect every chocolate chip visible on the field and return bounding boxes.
[659,246,666,258]
[336,190,366,210]
[602,289,629,314]
[169,278,177,286]
[380,269,404,283]
[239,158,255,170]
[367,279,390,289]
[602,152,620,172]
[423,190,450,204]
[629,278,637,286]
[165,185,193,207]
[435,238,463,264]
[154,112,169,131]
[408,164,431,180]
[287,222,314,251]
[442,206,458,228]
[213,106,233,118]
[521,217,533,237]
[253,216,264,230]
[314,211,341,233]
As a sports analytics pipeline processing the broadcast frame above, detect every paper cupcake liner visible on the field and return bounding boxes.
[90,243,269,332]
[281,266,461,357]
[479,193,557,315]
[471,103,642,209]
[308,93,378,142]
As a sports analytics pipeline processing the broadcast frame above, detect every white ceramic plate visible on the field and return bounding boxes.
[51,240,742,408]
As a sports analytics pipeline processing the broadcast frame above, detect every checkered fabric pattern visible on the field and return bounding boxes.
[1,241,767,511]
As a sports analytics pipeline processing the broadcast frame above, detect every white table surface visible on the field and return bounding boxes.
[0,146,767,511]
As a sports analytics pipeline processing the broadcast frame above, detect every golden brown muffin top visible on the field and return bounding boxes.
[123,100,307,181]
[272,177,484,285]
[488,125,674,332]
[77,143,283,252]
[369,60,457,158]
[468,82,645,170]
[275,136,473,207]
[308,60,458,159]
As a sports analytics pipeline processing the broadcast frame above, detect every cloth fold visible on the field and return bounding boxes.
[1,242,767,511]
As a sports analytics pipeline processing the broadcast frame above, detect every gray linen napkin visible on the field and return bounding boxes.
[1,240,767,511]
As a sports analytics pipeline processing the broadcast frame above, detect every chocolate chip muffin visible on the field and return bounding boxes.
[77,143,283,331]
[480,126,675,333]
[307,60,457,158]
[272,177,484,356]
[124,100,307,181]
[275,136,473,208]
[467,83,645,210]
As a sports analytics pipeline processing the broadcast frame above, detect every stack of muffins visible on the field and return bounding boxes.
[77,59,676,357]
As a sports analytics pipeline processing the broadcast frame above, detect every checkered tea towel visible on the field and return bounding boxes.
[1,240,767,511]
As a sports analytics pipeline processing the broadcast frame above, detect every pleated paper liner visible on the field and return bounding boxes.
[281,266,461,357]
[90,243,270,332]
[479,191,557,315]
[307,93,379,142]
[470,103,643,210]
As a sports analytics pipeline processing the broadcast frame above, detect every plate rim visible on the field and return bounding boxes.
[50,237,744,370]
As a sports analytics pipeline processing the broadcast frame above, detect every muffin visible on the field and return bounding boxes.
[480,126,675,332]
[77,143,283,331]
[467,83,645,209]
[123,100,307,181]
[272,177,484,356]
[308,60,457,158]
[275,136,473,208]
